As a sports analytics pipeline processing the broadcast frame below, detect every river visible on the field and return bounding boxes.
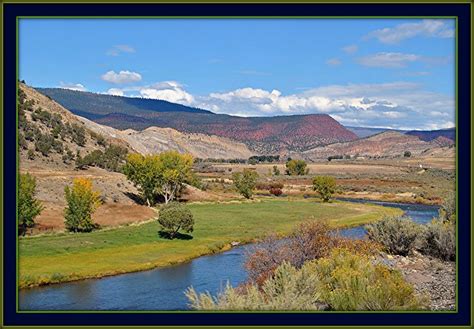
[19,200,439,311]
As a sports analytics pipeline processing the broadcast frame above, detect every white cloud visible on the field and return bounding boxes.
[139,81,194,105]
[58,82,87,91]
[326,58,342,66]
[106,45,135,56]
[101,70,142,84]
[342,44,358,54]
[106,88,124,96]
[366,19,454,44]
[357,52,420,68]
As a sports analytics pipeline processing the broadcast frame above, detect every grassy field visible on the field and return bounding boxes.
[19,199,402,288]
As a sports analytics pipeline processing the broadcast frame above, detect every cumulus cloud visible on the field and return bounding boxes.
[357,52,420,68]
[366,19,454,44]
[139,81,195,105]
[326,58,342,66]
[58,82,87,91]
[342,44,358,54]
[106,45,136,56]
[101,70,142,84]
[106,88,124,96]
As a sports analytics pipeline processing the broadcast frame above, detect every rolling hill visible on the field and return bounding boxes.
[36,88,358,153]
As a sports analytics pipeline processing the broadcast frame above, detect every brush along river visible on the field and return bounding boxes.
[19,200,439,311]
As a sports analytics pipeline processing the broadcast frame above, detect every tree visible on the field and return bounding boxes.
[158,202,194,239]
[272,165,280,176]
[123,151,194,206]
[64,178,101,232]
[232,169,259,199]
[312,176,337,202]
[157,151,194,204]
[404,151,411,157]
[18,173,43,235]
[285,159,309,176]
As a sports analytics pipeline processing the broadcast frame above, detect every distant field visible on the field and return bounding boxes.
[19,199,402,288]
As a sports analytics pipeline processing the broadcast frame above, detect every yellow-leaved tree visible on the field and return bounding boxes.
[64,178,102,232]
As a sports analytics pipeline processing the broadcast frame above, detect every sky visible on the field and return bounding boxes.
[19,18,455,130]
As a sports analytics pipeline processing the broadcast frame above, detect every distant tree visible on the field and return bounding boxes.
[18,173,43,236]
[157,202,194,239]
[64,178,101,232]
[233,169,259,199]
[272,165,280,176]
[27,149,35,160]
[404,151,411,157]
[285,159,309,176]
[312,176,337,202]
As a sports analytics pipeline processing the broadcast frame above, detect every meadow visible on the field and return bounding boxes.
[19,199,401,288]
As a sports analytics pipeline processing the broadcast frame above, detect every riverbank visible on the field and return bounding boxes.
[19,199,401,288]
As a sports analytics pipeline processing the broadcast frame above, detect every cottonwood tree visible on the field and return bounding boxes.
[123,151,194,206]
[64,178,101,232]
[312,176,337,202]
[285,159,309,176]
[18,173,43,236]
[157,202,194,239]
[232,169,259,199]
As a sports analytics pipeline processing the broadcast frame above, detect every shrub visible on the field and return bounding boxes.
[419,219,455,261]
[366,216,422,256]
[439,191,455,223]
[312,176,337,202]
[34,134,54,156]
[62,148,75,164]
[157,202,194,239]
[186,261,323,310]
[71,123,86,146]
[232,169,259,199]
[27,149,35,160]
[272,165,280,176]
[187,249,425,311]
[313,248,426,310]
[18,173,43,235]
[285,159,308,176]
[269,187,282,196]
[64,178,101,232]
[404,151,412,157]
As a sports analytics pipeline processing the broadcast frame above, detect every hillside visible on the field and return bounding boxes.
[405,128,455,142]
[302,131,454,160]
[37,88,358,153]
[20,84,253,164]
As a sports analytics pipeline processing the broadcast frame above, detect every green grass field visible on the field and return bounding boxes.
[19,199,402,288]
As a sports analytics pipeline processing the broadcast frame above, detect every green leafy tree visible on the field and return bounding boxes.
[157,202,194,239]
[64,178,101,232]
[285,159,309,176]
[123,151,194,206]
[18,173,43,236]
[312,176,337,202]
[232,169,259,199]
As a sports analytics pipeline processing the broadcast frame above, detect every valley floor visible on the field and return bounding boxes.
[19,199,401,288]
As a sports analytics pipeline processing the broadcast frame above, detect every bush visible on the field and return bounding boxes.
[285,159,308,176]
[312,176,337,202]
[313,248,426,310]
[27,149,35,160]
[187,249,425,311]
[18,173,43,235]
[186,261,323,310]
[366,216,422,256]
[157,202,194,239]
[269,187,282,196]
[419,219,455,261]
[439,191,455,223]
[34,133,54,156]
[404,151,412,157]
[272,165,280,176]
[64,178,101,232]
[232,169,259,199]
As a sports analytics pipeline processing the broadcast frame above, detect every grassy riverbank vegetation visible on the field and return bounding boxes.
[19,199,401,288]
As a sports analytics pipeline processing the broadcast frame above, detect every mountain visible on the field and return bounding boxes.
[19,84,253,168]
[405,128,455,142]
[346,126,402,138]
[302,131,454,161]
[36,88,358,153]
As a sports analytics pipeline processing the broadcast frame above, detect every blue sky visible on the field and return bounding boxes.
[19,18,455,130]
